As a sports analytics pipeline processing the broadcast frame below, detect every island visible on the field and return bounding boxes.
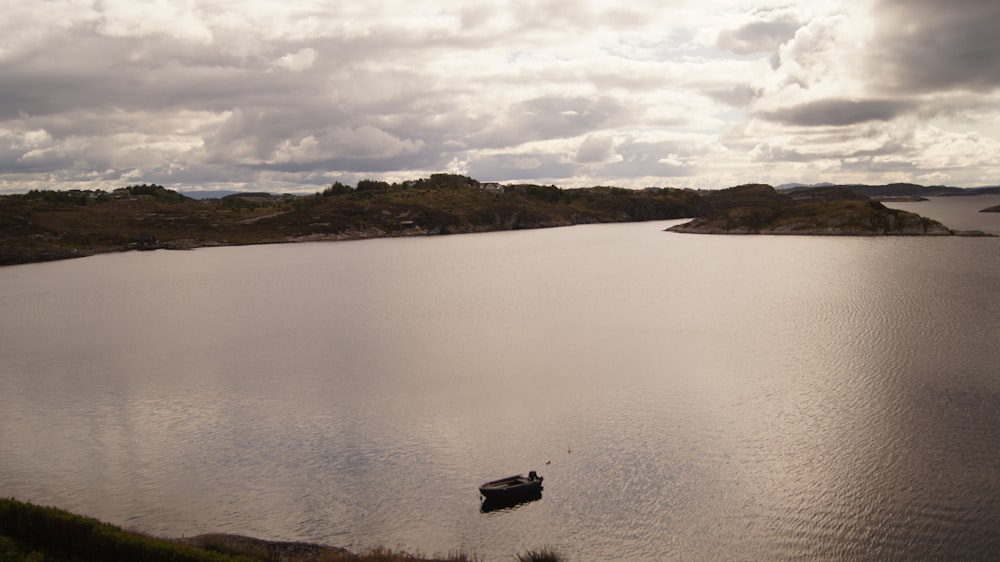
[667,184,952,235]
[982,205,1000,213]
[1,175,995,266]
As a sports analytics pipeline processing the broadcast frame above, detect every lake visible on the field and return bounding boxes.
[2,196,999,560]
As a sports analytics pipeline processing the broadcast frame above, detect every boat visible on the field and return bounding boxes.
[478,470,543,501]
[480,489,541,512]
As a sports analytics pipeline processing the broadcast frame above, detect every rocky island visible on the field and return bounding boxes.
[0,175,994,266]
[667,184,954,235]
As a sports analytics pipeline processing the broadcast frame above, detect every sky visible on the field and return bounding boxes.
[2,0,999,194]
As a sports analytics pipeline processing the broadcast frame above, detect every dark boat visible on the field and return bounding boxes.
[478,470,543,501]
[480,489,542,512]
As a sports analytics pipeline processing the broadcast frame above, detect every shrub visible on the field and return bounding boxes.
[515,547,564,562]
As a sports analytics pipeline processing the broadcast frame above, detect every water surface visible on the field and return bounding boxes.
[2,197,999,560]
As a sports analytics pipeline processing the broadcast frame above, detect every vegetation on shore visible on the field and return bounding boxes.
[1,174,989,266]
[0,498,564,562]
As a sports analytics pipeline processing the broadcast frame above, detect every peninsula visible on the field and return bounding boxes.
[1,175,994,266]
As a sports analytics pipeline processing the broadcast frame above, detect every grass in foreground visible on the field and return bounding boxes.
[515,547,564,562]
[0,498,563,562]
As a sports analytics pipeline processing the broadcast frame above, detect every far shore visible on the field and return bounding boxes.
[3,177,999,267]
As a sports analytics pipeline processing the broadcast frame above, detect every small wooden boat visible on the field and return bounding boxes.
[480,489,541,512]
[478,471,543,500]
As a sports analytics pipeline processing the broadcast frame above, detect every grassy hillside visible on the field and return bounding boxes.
[0,498,563,562]
[0,498,251,562]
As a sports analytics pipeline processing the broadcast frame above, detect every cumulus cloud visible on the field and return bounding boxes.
[704,84,763,107]
[475,96,633,149]
[97,0,214,43]
[1,0,999,192]
[576,135,618,164]
[272,48,318,72]
[716,8,801,55]
[770,13,868,92]
[750,144,812,163]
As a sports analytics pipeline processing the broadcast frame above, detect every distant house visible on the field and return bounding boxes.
[481,182,504,193]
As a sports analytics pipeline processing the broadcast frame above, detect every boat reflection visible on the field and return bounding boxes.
[480,490,543,513]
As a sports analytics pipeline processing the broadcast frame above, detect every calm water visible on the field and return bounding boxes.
[2,197,1000,560]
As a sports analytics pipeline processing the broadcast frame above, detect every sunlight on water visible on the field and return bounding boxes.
[2,198,1000,560]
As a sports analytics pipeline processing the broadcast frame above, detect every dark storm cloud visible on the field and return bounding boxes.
[3,34,202,116]
[758,98,915,127]
[871,0,1000,93]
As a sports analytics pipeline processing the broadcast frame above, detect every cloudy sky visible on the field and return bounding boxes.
[2,0,999,193]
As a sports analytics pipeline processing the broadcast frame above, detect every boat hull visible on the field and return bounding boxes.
[478,474,543,501]
[481,489,542,512]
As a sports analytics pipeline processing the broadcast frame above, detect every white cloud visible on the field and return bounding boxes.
[97,0,214,44]
[576,135,619,164]
[716,7,801,55]
[1,0,999,192]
